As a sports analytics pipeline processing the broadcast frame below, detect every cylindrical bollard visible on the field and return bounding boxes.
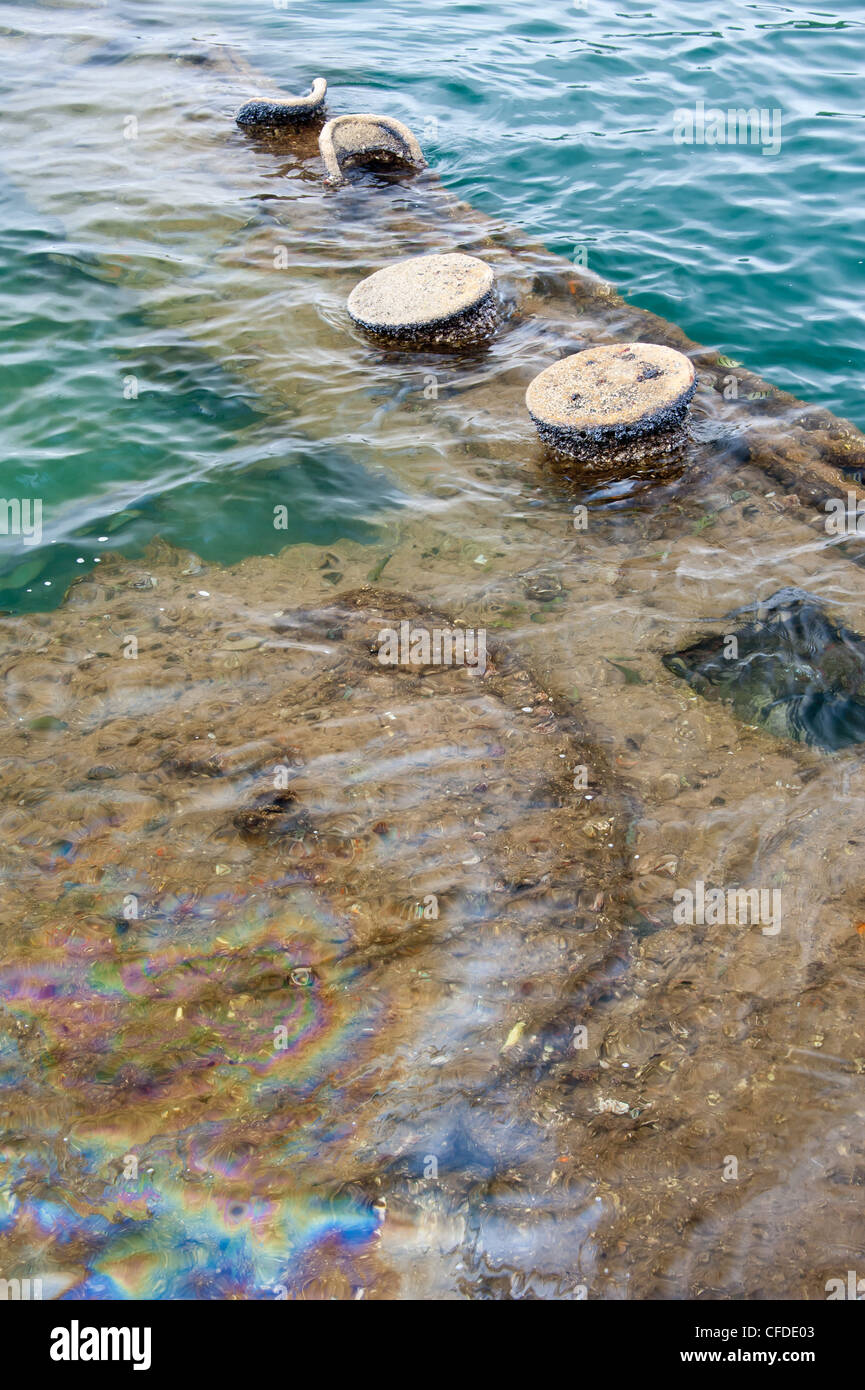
[347,252,497,347]
[526,342,697,464]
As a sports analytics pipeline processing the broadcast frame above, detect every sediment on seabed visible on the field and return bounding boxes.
[0,553,636,1298]
[2,4,865,1300]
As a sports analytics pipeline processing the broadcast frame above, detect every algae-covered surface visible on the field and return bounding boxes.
[0,551,630,1298]
[2,0,865,1301]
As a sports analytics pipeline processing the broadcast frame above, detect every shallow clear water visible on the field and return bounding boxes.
[2,0,865,1303]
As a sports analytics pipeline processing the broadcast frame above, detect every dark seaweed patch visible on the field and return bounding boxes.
[663,592,865,750]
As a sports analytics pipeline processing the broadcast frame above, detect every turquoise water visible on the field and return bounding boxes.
[1,0,863,607]
[0,180,401,608]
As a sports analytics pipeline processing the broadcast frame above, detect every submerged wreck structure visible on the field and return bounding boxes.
[2,5,865,1302]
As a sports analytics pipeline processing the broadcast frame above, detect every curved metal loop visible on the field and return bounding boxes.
[236,77,327,128]
[318,113,426,185]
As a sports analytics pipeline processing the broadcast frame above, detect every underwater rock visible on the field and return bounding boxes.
[347,252,497,346]
[236,77,327,128]
[663,591,865,750]
[526,343,697,464]
[319,113,425,184]
[523,574,565,602]
[233,788,312,839]
[85,764,121,780]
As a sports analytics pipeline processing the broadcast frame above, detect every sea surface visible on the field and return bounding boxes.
[1,0,863,603]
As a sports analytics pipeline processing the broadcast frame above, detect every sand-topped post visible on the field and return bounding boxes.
[525,343,697,466]
[347,252,497,347]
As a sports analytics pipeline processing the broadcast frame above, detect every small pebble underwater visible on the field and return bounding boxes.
[1,0,865,1308]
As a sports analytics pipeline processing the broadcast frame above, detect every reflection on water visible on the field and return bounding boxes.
[2,0,865,1301]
